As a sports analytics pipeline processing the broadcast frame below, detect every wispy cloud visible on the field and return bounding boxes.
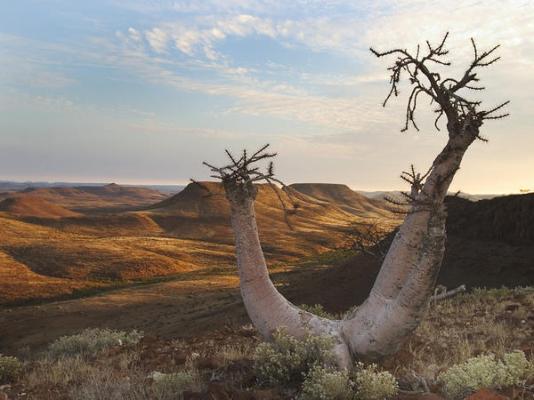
[1,0,533,191]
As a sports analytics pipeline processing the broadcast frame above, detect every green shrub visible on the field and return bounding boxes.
[47,328,143,359]
[253,329,335,386]
[300,365,353,400]
[0,354,23,383]
[299,304,337,320]
[439,350,534,399]
[151,371,199,400]
[352,362,398,400]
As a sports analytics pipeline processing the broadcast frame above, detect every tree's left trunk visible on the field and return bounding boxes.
[226,184,352,369]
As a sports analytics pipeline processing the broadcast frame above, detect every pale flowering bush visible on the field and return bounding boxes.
[352,362,398,400]
[299,365,354,400]
[439,350,534,399]
[48,328,143,359]
[502,350,534,385]
[0,354,23,383]
[253,328,335,386]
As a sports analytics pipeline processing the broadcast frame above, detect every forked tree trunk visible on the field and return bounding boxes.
[222,128,476,367]
[212,34,507,368]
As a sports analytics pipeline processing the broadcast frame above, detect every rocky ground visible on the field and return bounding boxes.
[1,287,532,400]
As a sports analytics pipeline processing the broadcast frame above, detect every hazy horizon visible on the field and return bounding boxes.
[1,1,533,194]
[0,177,523,196]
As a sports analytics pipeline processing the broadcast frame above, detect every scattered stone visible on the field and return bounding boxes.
[505,304,520,312]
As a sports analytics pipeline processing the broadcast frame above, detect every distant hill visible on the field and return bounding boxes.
[339,193,534,296]
[445,193,534,244]
[0,197,81,219]
[142,181,395,257]
[0,180,399,304]
[0,181,183,195]
[8,183,169,211]
[290,183,394,219]
[440,193,534,288]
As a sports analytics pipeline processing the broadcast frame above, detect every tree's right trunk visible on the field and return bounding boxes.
[342,129,476,359]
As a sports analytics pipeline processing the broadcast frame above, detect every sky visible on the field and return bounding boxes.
[0,0,533,193]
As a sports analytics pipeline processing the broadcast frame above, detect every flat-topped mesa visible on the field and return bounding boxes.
[147,179,360,226]
[289,183,393,217]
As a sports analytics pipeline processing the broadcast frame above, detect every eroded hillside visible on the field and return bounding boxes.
[0,181,397,305]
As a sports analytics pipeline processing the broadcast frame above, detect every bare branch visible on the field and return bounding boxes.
[371,33,510,134]
[200,144,298,228]
[431,284,466,301]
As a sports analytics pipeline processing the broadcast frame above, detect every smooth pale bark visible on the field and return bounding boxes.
[225,180,352,369]
[223,126,478,366]
[342,129,476,359]
[369,130,474,301]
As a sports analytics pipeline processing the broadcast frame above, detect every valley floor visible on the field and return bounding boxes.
[0,259,363,353]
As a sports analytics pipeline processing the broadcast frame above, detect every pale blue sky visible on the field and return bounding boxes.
[1,0,533,193]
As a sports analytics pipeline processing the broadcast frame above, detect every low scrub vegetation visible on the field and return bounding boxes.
[352,363,398,400]
[439,351,534,399]
[151,370,202,400]
[300,366,352,400]
[47,328,143,359]
[299,304,339,320]
[2,287,533,399]
[253,329,399,399]
[0,354,23,383]
[253,328,336,386]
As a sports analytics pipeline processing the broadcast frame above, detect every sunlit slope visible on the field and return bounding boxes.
[9,183,168,211]
[0,181,401,304]
[289,183,396,220]
[142,181,362,256]
[0,214,234,304]
[0,196,81,218]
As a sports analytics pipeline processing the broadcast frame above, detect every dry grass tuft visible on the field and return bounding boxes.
[0,355,23,384]
[47,328,143,359]
[385,287,534,390]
